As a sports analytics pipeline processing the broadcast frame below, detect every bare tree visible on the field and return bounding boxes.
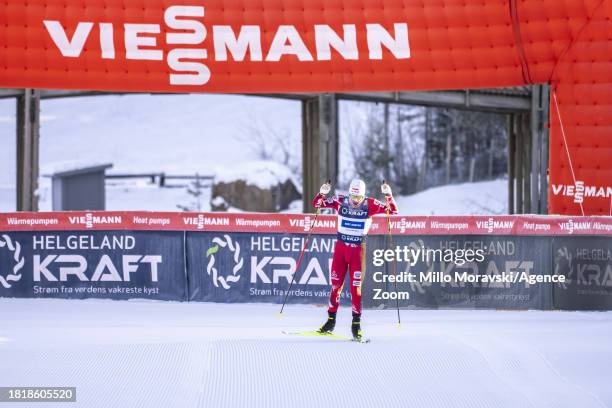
[342,102,507,196]
[347,103,425,194]
[238,117,302,183]
[177,173,206,211]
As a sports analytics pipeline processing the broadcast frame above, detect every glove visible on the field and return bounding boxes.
[381,183,392,196]
[319,182,331,195]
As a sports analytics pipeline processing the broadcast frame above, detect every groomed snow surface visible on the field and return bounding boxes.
[0,299,610,408]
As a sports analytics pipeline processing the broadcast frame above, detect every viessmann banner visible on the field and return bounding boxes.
[0,0,525,93]
[2,0,611,214]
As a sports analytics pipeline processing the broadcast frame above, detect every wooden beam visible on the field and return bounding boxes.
[302,94,338,213]
[1,87,531,112]
[508,115,515,214]
[16,89,40,211]
[515,114,523,214]
[540,85,550,214]
[522,112,531,213]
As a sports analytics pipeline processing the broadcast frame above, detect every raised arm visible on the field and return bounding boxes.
[312,193,342,211]
[312,181,341,211]
[367,196,398,216]
[367,182,398,216]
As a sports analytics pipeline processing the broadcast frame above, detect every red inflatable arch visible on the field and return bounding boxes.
[0,0,610,215]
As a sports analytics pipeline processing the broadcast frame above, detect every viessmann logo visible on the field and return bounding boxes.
[43,5,411,86]
[0,235,24,289]
[552,180,612,204]
[289,217,335,232]
[183,214,230,230]
[475,218,514,233]
[206,235,243,289]
[389,218,426,233]
[68,213,122,229]
[558,219,591,234]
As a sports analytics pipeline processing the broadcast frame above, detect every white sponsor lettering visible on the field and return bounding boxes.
[250,256,328,285]
[6,218,59,227]
[552,180,612,203]
[390,218,425,233]
[68,214,122,229]
[44,7,411,86]
[475,218,514,233]
[522,222,551,231]
[558,219,591,234]
[429,221,469,231]
[235,218,281,228]
[33,254,161,282]
[289,217,335,231]
[183,214,230,229]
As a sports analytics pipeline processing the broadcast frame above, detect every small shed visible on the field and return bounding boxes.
[46,163,113,211]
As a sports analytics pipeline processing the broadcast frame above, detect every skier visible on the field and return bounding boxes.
[313,179,398,340]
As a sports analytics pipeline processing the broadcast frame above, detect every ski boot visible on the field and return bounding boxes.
[317,311,336,334]
[351,313,363,341]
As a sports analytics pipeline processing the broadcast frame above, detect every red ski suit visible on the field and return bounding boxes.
[313,193,398,315]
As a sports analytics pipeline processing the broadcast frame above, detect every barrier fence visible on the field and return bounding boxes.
[0,212,610,310]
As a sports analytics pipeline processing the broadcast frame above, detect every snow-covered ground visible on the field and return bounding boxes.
[0,178,508,215]
[0,298,610,408]
[395,179,508,215]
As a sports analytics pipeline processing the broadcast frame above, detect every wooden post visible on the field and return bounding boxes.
[418,108,430,192]
[488,137,494,180]
[530,85,541,213]
[383,103,390,181]
[540,85,550,213]
[469,157,476,182]
[508,115,515,214]
[445,132,452,184]
[514,114,523,213]
[522,113,531,214]
[16,89,40,212]
[302,94,338,213]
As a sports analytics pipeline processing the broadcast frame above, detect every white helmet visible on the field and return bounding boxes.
[348,179,366,205]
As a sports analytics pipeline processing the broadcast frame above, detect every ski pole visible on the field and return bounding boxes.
[383,180,401,326]
[279,191,325,315]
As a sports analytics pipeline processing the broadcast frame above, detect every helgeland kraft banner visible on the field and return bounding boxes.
[552,236,612,310]
[186,232,350,304]
[362,235,554,310]
[0,212,610,310]
[0,231,186,301]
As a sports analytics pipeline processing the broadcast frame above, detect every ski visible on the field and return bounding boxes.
[282,330,370,343]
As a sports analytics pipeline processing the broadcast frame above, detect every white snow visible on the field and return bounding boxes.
[2,178,509,214]
[395,179,508,215]
[210,195,227,207]
[281,199,304,213]
[105,182,211,212]
[0,187,14,212]
[0,298,610,408]
[214,160,295,190]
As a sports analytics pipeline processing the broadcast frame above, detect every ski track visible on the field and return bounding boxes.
[0,299,610,408]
